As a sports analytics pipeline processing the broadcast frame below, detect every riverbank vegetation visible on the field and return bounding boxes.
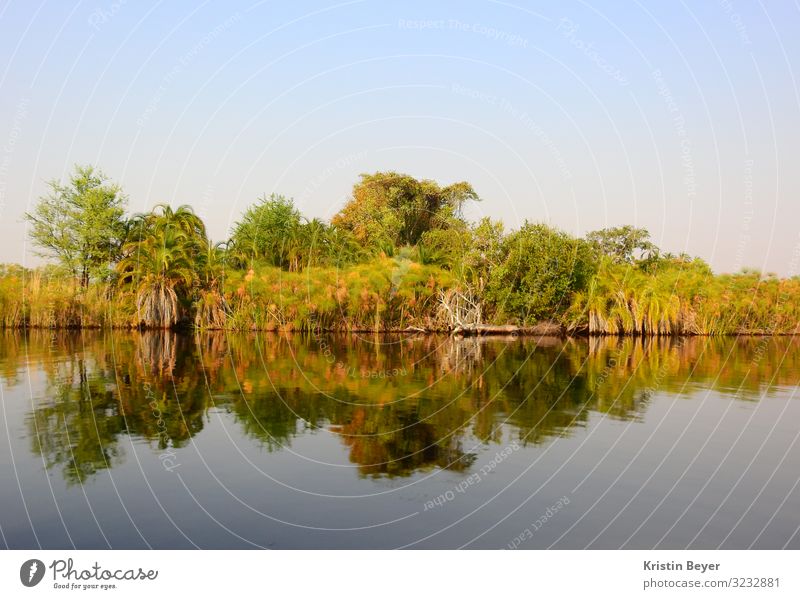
[5,165,800,335]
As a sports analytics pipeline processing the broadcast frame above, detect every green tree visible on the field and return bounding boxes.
[126,203,207,251]
[25,165,127,286]
[323,224,367,267]
[586,225,659,265]
[118,204,209,328]
[416,227,469,268]
[229,194,302,268]
[332,172,479,248]
[487,222,594,324]
[118,227,197,328]
[461,217,506,290]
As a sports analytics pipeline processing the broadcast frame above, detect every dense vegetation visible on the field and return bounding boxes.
[6,165,800,335]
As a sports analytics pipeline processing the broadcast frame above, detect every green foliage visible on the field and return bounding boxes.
[117,204,210,328]
[417,227,470,268]
[586,225,659,265]
[563,256,800,336]
[229,195,366,272]
[9,167,800,335]
[461,217,506,290]
[0,264,133,329]
[229,194,302,268]
[25,165,127,286]
[331,172,479,248]
[487,222,595,325]
[221,256,451,332]
[323,224,368,266]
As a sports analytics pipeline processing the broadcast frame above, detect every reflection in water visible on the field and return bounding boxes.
[9,330,800,484]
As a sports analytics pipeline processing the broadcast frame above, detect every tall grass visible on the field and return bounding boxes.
[566,260,800,335]
[3,258,800,335]
[0,258,454,332]
[222,256,454,331]
[0,265,135,329]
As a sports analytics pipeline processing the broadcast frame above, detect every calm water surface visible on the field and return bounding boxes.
[1,331,799,549]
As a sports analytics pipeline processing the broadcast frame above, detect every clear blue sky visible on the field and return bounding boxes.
[1,0,798,274]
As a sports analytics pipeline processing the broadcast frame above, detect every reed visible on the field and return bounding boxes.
[221,257,453,332]
[2,251,799,335]
[566,260,800,336]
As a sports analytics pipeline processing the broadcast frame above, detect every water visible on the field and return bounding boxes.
[1,330,799,549]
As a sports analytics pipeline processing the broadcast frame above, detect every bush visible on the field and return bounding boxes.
[486,222,594,325]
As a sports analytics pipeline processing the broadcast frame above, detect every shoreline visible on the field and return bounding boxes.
[4,325,799,337]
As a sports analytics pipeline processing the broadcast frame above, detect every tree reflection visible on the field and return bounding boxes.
[11,330,800,483]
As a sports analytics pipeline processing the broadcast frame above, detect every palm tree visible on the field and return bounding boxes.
[117,204,208,328]
[153,204,206,241]
[301,217,329,269]
[127,204,207,251]
[194,240,229,329]
[118,227,197,328]
[324,225,366,266]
